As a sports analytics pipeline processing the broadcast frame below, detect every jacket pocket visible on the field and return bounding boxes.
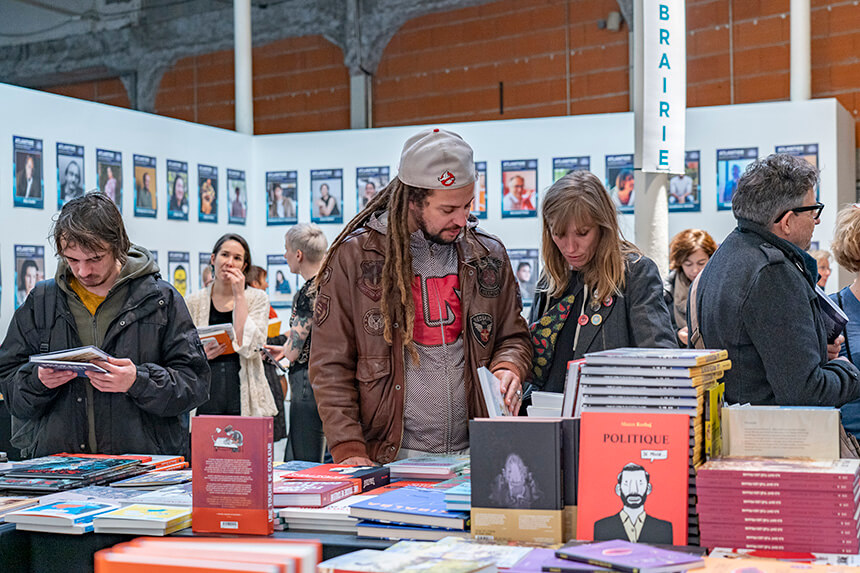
[355,356,392,435]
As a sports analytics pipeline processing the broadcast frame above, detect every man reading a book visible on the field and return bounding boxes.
[694,154,860,407]
[309,128,532,465]
[0,192,210,458]
[593,462,673,544]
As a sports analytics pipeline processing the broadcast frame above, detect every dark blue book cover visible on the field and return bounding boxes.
[349,487,469,529]
[7,457,138,480]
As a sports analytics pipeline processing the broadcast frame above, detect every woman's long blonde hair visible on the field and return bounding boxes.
[540,170,638,301]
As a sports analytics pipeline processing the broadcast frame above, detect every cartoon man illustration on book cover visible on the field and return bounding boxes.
[593,462,673,544]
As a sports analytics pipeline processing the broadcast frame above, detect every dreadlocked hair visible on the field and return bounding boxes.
[317,177,429,365]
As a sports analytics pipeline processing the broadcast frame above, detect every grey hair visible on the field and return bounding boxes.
[285,223,328,263]
[732,153,819,226]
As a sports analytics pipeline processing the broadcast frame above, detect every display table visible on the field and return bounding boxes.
[0,524,393,573]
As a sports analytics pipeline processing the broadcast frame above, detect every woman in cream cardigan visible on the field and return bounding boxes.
[186,233,277,419]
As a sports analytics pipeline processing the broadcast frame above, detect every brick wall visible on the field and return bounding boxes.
[44,77,131,109]
[154,35,350,133]
[36,0,860,144]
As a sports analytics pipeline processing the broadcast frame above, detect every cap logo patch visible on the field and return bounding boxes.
[438,170,456,187]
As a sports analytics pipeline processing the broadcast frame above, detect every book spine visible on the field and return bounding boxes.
[697,503,857,518]
[696,486,858,500]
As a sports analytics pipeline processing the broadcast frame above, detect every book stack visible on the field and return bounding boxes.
[386,455,469,481]
[526,391,564,417]
[282,463,390,494]
[93,503,191,535]
[273,477,353,508]
[696,457,860,554]
[5,500,119,534]
[109,469,192,489]
[576,347,731,544]
[444,480,471,512]
[350,487,471,541]
[0,454,148,494]
[0,497,38,521]
[278,492,374,533]
[95,538,322,573]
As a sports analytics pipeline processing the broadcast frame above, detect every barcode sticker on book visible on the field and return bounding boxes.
[220,521,238,529]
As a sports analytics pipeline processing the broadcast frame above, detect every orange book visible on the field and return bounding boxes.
[94,549,282,572]
[197,324,236,355]
[576,411,690,546]
[267,318,281,338]
[192,416,273,535]
[126,538,322,573]
[107,545,296,573]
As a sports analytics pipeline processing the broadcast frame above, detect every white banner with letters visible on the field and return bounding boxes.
[642,0,686,174]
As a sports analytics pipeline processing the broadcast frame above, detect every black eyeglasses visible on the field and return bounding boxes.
[774,202,824,224]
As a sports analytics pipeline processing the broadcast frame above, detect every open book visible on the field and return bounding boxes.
[29,346,113,374]
[197,323,236,355]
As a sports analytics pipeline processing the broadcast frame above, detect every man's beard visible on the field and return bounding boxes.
[414,209,460,245]
[621,491,647,509]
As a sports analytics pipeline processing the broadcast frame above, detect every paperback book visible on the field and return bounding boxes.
[387,455,470,480]
[555,539,705,573]
[284,463,389,494]
[273,479,353,507]
[583,348,728,367]
[349,487,469,529]
[28,345,113,374]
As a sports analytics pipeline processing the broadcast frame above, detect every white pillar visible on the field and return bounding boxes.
[632,0,670,275]
[350,73,372,129]
[790,0,811,101]
[234,0,254,134]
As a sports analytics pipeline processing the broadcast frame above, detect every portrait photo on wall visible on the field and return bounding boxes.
[311,169,344,224]
[577,412,690,546]
[716,147,758,211]
[776,143,819,199]
[667,151,700,213]
[267,254,295,309]
[133,154,157,218]
[96,149,123,213]
[14,244,45,310]
[57,143,85,209]
[199,252,212,290]
[471,161,488,219]
[356,166,389,212]
[605,154,635,214]
[553,156,590,183]
[167,251,190,297]
[501,160,538,218]
[198,164,218,223]
[13,136,44,209]
[166,160,189,220]
[266,171,298,226]
[227,169,247,225]
[507,249,539,308]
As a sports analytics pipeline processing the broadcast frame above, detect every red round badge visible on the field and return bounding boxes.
[577,314,589,326]
[603,296,614,307]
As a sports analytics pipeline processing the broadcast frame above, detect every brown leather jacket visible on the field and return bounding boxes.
[309,222,532,464]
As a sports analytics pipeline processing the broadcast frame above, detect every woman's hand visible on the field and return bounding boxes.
[223,267,246,297]
[204,341,227,360]
[263,344,285,362]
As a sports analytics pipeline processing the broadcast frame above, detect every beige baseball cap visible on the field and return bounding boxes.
[398,128,477,190]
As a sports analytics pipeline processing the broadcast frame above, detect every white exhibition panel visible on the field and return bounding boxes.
[0,81,855,337]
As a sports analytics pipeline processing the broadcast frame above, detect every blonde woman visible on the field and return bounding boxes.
[829,205,860,437]
[529,171,676,393]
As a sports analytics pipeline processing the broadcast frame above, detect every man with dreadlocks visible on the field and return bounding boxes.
[309,128,532,466]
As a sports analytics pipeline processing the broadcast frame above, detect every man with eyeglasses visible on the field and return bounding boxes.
[694,153,859,407]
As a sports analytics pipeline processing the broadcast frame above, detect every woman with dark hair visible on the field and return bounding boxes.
[185,234,277,418]
[17,259,39,304]
[169,175,188,215]
[528,171,675,394]
[663,229,718,346]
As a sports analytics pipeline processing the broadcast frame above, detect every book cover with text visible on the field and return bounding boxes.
[577,412,690,546]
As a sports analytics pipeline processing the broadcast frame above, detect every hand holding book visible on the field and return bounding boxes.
[86,356,138,393]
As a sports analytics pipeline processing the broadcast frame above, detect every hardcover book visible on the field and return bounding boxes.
[470,418,564,544]
[272,479,353,507]
[577,412,690,546]
[580,361,730,379]
[284,463,389,493]
[5,500,119,528]
[555,539,704,573]
[93,503,191,533]
[192,415,273,535]
[7,456,140,480]
[356,520,470,541]
[583,348,728,367]
[349,487,469,529]
[720,405,841,460]
[387,455,470,480]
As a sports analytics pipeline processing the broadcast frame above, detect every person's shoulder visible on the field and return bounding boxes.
[245,286,269,303]
[624,251,659,277]
[471,226,508,256]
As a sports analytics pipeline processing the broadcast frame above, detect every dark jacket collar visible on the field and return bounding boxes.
[737,218,819,286]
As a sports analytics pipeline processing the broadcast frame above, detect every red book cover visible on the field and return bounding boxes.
[284,464,389,494]
[696,486,859,502]
[696,496,858,513]
[698,523,859,541]
[192,415,273,535]
[699,536,859,554]
[577,411,690,545]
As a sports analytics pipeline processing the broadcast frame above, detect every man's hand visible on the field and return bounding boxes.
[340,456,377,466]
[86,356,138,393]
[828,335,845,361]
[678,326,689,346]
[37,367,77,389]
[494,368,523,415]
[204,341,227,360]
